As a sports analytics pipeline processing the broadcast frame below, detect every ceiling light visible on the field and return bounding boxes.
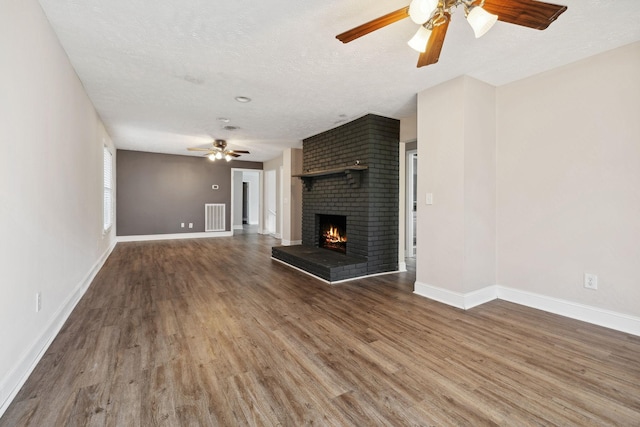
[225,154,233,162]
[406,1,499,55]
[466,5,498,38]
[408,25,432,53]
[234,96,251,103]
[215,151,223,160]
[408,0,438,24]
[208,153,216,161]
[217,117,230,123]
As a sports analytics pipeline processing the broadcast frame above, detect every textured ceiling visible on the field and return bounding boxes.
[38,0,640,162]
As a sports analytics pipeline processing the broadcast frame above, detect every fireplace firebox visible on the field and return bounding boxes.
[318,214,347,254]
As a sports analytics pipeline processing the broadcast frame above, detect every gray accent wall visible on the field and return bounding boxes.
[117,150,262,235]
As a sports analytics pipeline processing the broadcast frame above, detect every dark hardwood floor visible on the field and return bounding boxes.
[2,234,639,426]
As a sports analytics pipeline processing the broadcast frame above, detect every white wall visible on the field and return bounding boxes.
[264,149,303,245]
[0,0,116,415]
[400,115,418,143]
[463,78,497,293]
[417,78,466,292]
[264,155,283,237]
[415,76,496,300]
[414,43,640,332]
[282,148,303,245]
[496,42,640,317]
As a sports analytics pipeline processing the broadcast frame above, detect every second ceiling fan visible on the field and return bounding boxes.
[336,0,567,68]
[188,139,250,161]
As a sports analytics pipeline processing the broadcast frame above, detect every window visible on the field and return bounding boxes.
[103,147,113,231]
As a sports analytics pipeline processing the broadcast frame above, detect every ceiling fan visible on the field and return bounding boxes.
[336,0,567,68]
[187,139,250,161]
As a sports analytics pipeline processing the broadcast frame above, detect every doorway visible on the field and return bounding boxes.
[231,169,263,234]
[242,182,249,224]
[406,150,417,257]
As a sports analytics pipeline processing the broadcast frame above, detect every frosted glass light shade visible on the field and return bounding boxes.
[408,0,438,24]
[208,153,216,161]
[225,154,233,162]
[467,6,498,38]
[215,151,223,160]
[407,26,432,53]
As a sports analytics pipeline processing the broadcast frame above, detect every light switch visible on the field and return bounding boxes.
[426,193,433,205]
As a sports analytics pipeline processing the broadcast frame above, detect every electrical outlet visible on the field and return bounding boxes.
[36,292,41,312]
[188,223,193,229]
[584,273,598,290]
[181,223,185,228]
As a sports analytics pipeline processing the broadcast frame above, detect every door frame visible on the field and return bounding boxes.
[406,149,417,257]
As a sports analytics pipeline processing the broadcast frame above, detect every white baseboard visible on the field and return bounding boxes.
[413,281,497,310]
[117,231,233,242]
[281,239,301,246]
[497,286,640,337]
[0,240,117,418]
[413,281,640,336]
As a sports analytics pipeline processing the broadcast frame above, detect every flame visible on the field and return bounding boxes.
[324,226,347,244]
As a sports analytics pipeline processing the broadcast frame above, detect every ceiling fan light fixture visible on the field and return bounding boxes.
[215,151,223,160]
[225,154,233,162]
[408,25,432,53]
[408,0,439,24]
[208,153,216,161]
[466,5,498,38]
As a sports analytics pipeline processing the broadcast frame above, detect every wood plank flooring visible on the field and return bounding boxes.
[2,234,639,426]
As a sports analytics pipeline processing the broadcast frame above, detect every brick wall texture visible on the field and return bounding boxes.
[301,114,400,275]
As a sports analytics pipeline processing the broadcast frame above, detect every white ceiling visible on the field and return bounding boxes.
[38,0,640,162]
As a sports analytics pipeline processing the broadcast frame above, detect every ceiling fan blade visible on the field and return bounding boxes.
[417,14,450,68]
[228,150,250,154]
[336,6,409,43]
[483,0,567,30]
[228,152,241,158]
[188,147,212,151]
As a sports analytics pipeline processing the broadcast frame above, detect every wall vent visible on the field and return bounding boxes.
[205,203,225,231]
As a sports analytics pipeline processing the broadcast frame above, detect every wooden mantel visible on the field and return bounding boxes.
[293,165,368,190]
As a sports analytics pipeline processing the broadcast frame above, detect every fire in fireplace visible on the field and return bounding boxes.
[318,214,347,254]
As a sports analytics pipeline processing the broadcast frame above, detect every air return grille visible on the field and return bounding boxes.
[205,203,225,232]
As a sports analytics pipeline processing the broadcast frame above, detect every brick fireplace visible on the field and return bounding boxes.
[272,114,399,282]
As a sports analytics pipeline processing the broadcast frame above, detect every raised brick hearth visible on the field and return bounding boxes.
[272,114,399,282]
